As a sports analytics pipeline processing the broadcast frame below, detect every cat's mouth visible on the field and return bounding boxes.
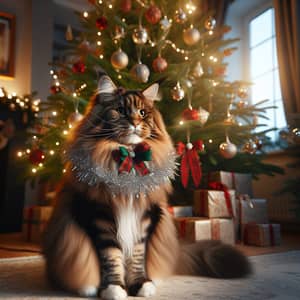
[120,133,143,145]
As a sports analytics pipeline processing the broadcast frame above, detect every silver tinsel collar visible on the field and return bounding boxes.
[69,149,177,196]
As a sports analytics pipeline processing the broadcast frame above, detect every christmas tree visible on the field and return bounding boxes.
[18,0,283,188]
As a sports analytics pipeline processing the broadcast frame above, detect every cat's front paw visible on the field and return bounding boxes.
[101,284,127,300]
[78,286,98,297]
[137,281,156,297]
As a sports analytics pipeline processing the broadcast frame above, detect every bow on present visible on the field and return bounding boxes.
[176,140,203,188]
[112,142,152,176]
[209,181,234,217]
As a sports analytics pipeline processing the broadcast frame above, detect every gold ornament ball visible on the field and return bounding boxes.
[171,83,185,101]
[111,49,129,70]
[183,27,200,45]
[219,141,237,159]
[242,140,257,154]
[132,27,148,45]
[204,16,217,31]
[130,63,150,83]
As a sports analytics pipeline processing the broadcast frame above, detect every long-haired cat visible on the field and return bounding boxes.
[43,75,251,300]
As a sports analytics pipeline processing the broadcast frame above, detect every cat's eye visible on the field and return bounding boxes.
[139,109,146,117]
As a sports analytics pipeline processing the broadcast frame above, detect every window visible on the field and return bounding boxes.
[249,7,286,141]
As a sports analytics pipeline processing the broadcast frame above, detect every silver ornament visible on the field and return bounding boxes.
[183,27,200,45]
[193,61,204,78]
[204,16,217,31]
[68,111,84,127]
[242,139,257,154]
[219,137,237,159]
[131,63,150,83]
[111,49,129,70]
[174,8,187,24]
[132,27,148,44]
[160,16,171,30]
[171,82,185,101]
[198,107,210,125]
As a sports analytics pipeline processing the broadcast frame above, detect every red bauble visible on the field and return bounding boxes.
[29,149,45,165]
[96,16,108,30]
[223,49,233,56]
[145,5,162,24]
[50,85,61,94]
[72,61,86,73]
[152,56,168,73]
[120,0,132,13]
[182,108,199,121]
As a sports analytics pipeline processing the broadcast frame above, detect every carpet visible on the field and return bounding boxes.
[0,251,300,300]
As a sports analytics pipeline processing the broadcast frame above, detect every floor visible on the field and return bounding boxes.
[0,231,300,259]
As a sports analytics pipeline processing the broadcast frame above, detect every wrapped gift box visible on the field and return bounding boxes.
[243,223,281,246]
[168,206,193,217]
[22,205,53,243]
[174,217,235,245]
[208,171,253,197]
[193,189,236,218]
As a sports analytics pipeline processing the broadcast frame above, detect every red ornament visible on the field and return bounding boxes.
[223,49,233,56]
[29,149,45,165]
[96,16,108,30]
[182,108,199,121]
[152,56,168,73]
[72,61,86,73]
[145,5,162,24]
[120,0,132,13]
[50,85,61,94]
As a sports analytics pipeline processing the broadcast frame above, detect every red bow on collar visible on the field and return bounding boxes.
[176,140,203,188]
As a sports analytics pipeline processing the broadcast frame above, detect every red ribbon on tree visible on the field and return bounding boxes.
[209,181,234,217]
[176,140,203,188]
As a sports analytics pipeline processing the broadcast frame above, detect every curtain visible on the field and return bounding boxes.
[274,0,300,124]
[201,0,234,26]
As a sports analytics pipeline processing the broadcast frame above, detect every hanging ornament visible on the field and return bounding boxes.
[29,149,45,165]
[132,27,148,44]
[160,16,171,30]
[237,87,248,98]
[152,56,168,73]
[174,8,187,24]
[171,82,185,101]
[65,25,73,41]
[145,5,162,24]
[79,40,91,52]
[242,139,257,154]
[237,100,248,109]
[253,137,263,150]
[72,61,86,73]
[68,111,84,127]
[223,48,233,56]
[182,108,199,121]
[50,85,61,94]
[192,61,204,78]
[96,16,108,30]
[114,26,125,40]
[219,136,237,159]
[177,140,204,188]
[198,107,210,125]
[215,66,226,76]
[120,0,131,13]
[204,16,217,31]
[131,63,150,83]
[183,27,200,46]
[111,49,129,70]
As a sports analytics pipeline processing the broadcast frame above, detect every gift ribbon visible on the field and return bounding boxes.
[177,140,203,188]
[209,182,234,217]
[211,219,220,240]
[178,219,187,239]
[112,142,152,176]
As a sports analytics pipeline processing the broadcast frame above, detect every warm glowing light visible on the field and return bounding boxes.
[38,163,43,167]
[208,30,214,35]
[73,92,77,97]
[7,94,12,99]
[0,88,4,97]
[208,139,213,143]
[97,41,102,46]
[185,2,196,14]
[184,56,189,61]
[41,155,45,159]
[98,0,103,3]
[179,120,184,125]
[53,74,58,80]
[83,11,89,18]
[49,150,55,155]
[17,151,23,157]
[99,54,104,59]
[56,142,60,146]
[33,135,37,139]
[63,169,66,173]
[55,82,60,86]
[26,149,31,154]
[12,92,17,97]
[52,111,57,116]
[20,102,25,107]
[108,4,113,9]
[50,70,54,75]
[97,31,101,36]
[63,130,68,135]
[118,75,122,79]
[32,168,37,173]
[33,100,40,106]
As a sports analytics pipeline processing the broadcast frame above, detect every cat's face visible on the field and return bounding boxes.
[77,76,161,146]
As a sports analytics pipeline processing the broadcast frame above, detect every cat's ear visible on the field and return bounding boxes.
[142,83,159,101]
[96,75,117,95]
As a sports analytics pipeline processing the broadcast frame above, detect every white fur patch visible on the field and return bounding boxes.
[137,281,156,297]
[101,284,127,300]
[78,285,98,297]
[116,195,141,258]
[121,133,143,145]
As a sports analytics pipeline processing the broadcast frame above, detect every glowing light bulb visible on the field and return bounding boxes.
[179,120,184,125]
[38,163,43,167]
[50,70,54,75]
[26,149,31,154]
[17,151,23,157]
[56,142,60,146]
[32,168,37,173]
[83,11,89,18]
[49,150,55,155]
[208,139,213,143]
[52,111,57,116]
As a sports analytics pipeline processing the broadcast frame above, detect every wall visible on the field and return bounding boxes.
[0,0,32,95]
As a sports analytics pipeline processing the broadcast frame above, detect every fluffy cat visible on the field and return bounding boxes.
[43,75,251,300]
